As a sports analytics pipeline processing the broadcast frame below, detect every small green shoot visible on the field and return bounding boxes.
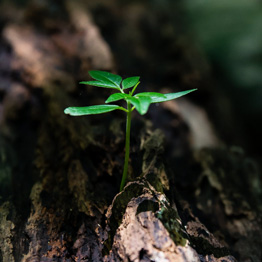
[64,71,197,191]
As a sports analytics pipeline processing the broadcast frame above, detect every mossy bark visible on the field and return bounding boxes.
[0,1,261,262]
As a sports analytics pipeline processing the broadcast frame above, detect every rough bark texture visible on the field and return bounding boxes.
[0,1,261,262]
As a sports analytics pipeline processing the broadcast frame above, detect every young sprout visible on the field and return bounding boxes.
[64,71,196,191]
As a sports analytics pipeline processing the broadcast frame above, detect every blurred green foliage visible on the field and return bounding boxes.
[184,0,262,113]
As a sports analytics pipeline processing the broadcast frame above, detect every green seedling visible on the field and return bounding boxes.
[64,71,196,191]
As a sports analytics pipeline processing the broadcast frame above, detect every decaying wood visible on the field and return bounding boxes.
[0,1,261,262]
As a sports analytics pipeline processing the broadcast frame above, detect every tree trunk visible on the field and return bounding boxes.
[0,1,261,262]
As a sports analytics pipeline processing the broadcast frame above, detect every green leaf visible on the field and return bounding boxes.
[64,105,122,116]
[136,89,197,103]
[122,76,140,90]
[158,89,197,102]
[89,71,122,89]
[134,92,166,103]
[127,96,152,115]
[80,81,119,89]
[105,93,130,103]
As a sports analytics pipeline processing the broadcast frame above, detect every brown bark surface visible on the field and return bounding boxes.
[0,1,261,262]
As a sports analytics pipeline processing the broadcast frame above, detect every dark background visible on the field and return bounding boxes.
[1,0,261,158]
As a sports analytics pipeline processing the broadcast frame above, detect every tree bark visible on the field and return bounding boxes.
[0,1,261,262]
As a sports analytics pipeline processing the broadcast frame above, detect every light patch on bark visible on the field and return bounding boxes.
[0,202,15,262]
